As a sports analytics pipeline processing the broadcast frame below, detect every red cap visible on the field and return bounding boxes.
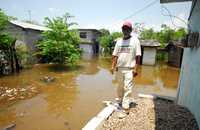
[122,21,132,29]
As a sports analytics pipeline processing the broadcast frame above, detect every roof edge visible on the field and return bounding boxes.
[160,0,192,4]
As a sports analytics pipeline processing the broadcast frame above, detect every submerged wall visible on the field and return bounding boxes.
[142,47,157,65]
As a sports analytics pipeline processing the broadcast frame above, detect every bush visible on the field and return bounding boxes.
[156,52,168,61]
[16,44,32,68]
[98,30,123,55]
[37,13,81,66]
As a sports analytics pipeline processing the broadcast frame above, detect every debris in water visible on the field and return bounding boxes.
[40,76,55,83]
[2,123,16,130]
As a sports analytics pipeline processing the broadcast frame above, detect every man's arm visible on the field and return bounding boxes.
[111,56,118,74]
[133,55,140,77]
[133,37,141,77]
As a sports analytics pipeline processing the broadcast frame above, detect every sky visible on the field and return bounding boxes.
[0,0,192,32]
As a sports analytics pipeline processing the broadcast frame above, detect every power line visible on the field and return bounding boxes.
[110,0,158,31]
[160,5,190,29]
[122,0,158,21]
[28,10,31,22]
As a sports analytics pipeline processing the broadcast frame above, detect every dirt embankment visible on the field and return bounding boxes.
[102,97,199,130]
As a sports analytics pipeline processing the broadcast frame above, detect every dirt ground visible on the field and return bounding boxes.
[102,97,199,130]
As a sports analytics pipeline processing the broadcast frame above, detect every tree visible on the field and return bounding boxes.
[111,32,123,40]
[0,9,15,50]
[140,28,154,40]
[99,29,110,36]
[37,13,81,66]
[98,30,122,55]
[140,24,187,47]
[0,9,8,30]
[0,9,21,73]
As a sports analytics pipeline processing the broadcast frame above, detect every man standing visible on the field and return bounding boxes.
[111,21,141,118]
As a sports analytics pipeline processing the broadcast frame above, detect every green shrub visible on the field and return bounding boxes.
[37,13,81,66]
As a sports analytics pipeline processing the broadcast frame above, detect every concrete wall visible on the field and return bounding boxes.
[80,44,94,54]
[177,0,200,127]
[79,30,97,43]
[24,29,42,51]
[6,23,42,51]
[142,47,156,65]
[79,30,100,60]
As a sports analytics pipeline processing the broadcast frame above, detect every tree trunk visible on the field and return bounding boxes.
[9,47,14,73]
[13,47,20,73]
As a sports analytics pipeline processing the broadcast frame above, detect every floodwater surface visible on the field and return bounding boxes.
[0,57,180,130]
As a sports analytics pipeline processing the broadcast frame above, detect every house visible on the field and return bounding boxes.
[140,40,161,65]
[6,20,51,52]
[165,41,184,67]
[78,29,101,58]
[161,0,200,127]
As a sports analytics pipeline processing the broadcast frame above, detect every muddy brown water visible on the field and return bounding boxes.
[0,57,180,130]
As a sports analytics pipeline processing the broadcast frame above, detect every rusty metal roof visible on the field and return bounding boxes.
[10,20,51,31]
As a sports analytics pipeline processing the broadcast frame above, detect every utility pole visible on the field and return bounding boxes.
[28,10,31,22]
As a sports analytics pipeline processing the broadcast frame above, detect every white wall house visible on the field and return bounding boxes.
[140,40,160,65]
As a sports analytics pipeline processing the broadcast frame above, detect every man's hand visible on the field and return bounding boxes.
[110,68,114,74]
[132,68,138,77]
[110,67,116,74]
[111,56,118,75]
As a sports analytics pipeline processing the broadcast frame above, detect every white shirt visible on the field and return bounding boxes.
[112,36,141,68]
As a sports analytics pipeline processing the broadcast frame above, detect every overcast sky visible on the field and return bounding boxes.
[0,0,192,32]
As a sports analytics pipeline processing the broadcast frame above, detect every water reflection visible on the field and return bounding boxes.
[134,62,180,96]
[0,57,180,130]
[80,57,100,75]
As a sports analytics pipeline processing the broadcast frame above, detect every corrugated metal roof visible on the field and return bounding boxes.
[140,40,161,47]
[160,0,191,4]
[10,20,51,31]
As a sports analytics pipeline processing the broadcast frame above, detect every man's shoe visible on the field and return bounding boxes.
[117,110,128,119]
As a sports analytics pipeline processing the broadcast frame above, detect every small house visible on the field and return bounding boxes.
[140,40,161,65]
[165,41,184,68]
[78,29,101,59]
[78,29,101,54]
[6,20,51,52]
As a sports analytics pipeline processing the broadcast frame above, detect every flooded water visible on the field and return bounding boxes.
[0,57,180,130]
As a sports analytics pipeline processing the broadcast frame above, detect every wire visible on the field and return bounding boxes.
[110,0,158,32]
[161,5,190,29]
[123,0,158,21]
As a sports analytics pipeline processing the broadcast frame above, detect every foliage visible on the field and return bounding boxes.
[37,13,81,66]
[0,9,15,48]
[16,44,31,67]
[98,29,122,55]
[99,29,110,36]
[0,9,8,30]
[140,28,154,40]
[140,24,187,47]
[0,33,15,47]
[156,52,168,61]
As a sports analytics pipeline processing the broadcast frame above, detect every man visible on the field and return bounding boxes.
[111,21,141,118]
